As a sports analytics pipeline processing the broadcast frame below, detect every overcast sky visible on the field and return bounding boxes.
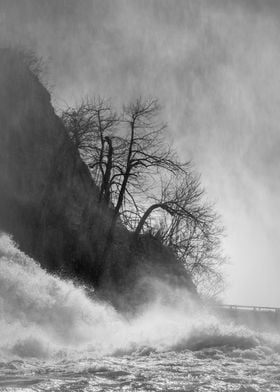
[1,0,280,307]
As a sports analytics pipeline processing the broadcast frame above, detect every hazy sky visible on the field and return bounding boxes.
[1,0,280,307]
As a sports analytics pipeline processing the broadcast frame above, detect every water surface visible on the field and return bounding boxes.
[1,234,279,391]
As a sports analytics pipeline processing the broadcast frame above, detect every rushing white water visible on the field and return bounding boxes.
[1,233,280,391]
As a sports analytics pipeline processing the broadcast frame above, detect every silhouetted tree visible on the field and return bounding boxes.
[62,97,226,297]
[62,97,186,226]
[140,174,226,298]
[62,98,119,204]
[110,97,187,229]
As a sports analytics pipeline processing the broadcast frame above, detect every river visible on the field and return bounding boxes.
[1,234,280,391]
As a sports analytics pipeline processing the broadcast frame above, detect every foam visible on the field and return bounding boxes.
[0,233,278,361]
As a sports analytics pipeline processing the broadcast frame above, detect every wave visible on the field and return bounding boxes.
[0,233,279,361]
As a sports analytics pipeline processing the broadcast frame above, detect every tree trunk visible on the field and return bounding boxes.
[134,203,165,237]
[99,136,113,204]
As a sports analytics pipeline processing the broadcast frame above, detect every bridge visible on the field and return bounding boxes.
[214,304,280,313]
[211,304,280,333]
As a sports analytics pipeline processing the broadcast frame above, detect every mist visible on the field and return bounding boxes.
[0,0,280,306]
[1,233,277,361]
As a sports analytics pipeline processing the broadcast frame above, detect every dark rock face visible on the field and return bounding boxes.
[0,50,196,307]
[0,49,104,285]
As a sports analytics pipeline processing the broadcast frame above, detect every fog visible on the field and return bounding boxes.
[1,0,280,306]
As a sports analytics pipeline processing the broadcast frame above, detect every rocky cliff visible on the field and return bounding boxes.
[0,49,196,308]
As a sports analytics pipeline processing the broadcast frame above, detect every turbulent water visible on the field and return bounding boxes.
[1,234,280,391]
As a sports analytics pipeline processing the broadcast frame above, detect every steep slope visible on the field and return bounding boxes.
[0,49,196,307]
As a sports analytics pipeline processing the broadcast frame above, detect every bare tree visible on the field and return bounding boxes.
[61,98,119,204]
[62,97,187,227]
[138,173,226,297]
[62,97,226,296]
[109,97,188,229]
[134,174,205,236]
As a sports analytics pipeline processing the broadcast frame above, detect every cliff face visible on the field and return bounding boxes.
[0,50,196,307]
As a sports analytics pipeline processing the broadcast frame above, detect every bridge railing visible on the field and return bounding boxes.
[212,304,280,313]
